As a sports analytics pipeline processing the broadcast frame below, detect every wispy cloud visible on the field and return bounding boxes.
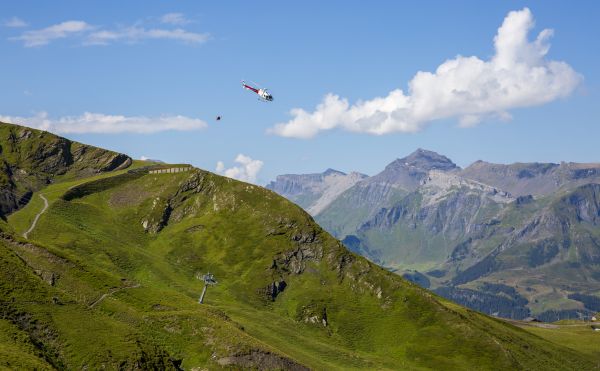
[4,16,28,28]
[269,8,582,138]
[160,13,191,26]
[0,111,207,134]
[11,20,91,47]
[85,26,209,45]
[216,154,264,183]
[9,13,208,47]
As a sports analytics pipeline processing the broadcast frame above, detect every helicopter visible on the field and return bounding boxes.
[242,80,273,102]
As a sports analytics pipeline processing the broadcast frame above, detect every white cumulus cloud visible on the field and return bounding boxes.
[160,13,191,26]
[269,8,582,138]
[4,16,28,28]
[216,154,264,183]
[0,111,207,134]
[11,20,91,47]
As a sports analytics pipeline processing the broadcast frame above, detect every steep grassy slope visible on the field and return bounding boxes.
[519,321,600,361]
[0,233,283,369]
[0,122,131,218]
[4,163,596,369]
[7,160,149,237]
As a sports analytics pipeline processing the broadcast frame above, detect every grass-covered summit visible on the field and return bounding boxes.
[1,123,597,370]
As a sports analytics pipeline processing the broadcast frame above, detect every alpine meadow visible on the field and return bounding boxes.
[2,2,600,370]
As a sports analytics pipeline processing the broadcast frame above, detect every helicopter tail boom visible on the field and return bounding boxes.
[241,81,259,94]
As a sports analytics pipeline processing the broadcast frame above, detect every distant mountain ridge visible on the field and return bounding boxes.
[461,160,600,196]
[266,168,367,214]
[268,149,600,320]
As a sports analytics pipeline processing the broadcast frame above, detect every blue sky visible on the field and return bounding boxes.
[1,1,599,184]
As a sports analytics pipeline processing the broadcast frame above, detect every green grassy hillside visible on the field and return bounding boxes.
[1,164,596,369]
[1,125,598,369]
[510,319,600,361]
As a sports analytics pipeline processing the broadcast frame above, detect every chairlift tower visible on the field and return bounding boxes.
[197,272,217,304]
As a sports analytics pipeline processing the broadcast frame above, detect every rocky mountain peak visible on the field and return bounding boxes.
[381,149,458,177]
[400,148,458,171]
[323,168,346,176]
[358,149,459,194]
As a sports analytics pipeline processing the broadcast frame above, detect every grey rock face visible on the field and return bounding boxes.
[266,168,367,215]
[259,280,287,301]
[461,160,600,196]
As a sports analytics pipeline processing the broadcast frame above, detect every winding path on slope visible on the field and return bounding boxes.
[22,194,48,239]
[89,284,141,309]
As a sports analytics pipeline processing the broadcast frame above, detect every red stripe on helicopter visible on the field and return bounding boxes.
[243,84,259,93]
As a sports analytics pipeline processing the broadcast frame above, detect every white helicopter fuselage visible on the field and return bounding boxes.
[258,88,273,101]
